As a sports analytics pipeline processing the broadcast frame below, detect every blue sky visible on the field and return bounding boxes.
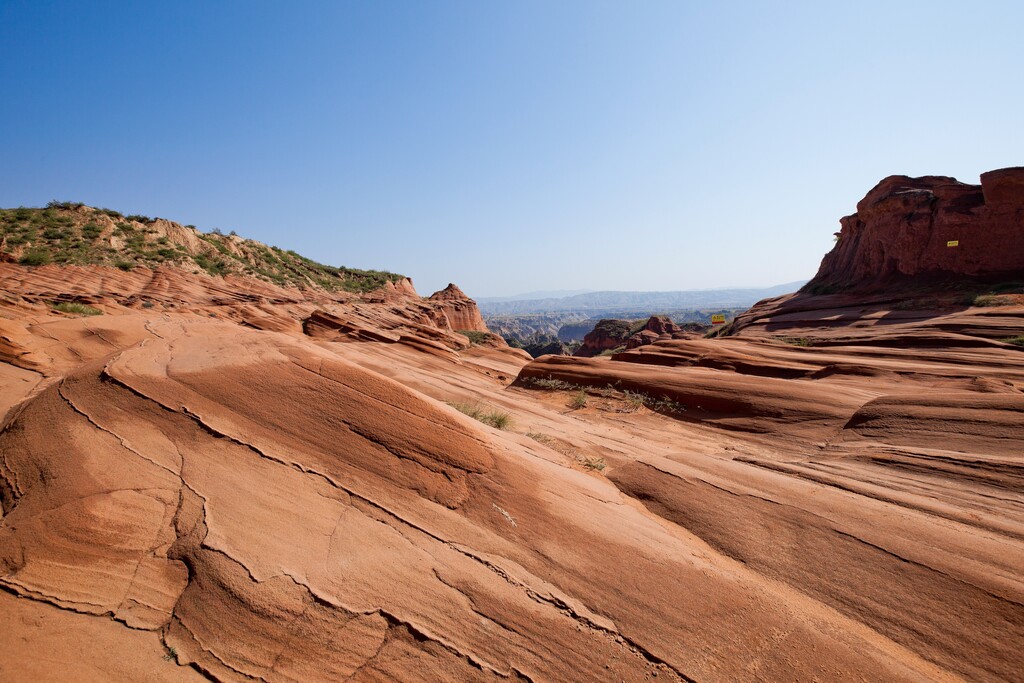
[2,1,1022,297]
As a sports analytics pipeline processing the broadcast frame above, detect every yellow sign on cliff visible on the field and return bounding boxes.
[711,314,726,325]
[947,240,959,247]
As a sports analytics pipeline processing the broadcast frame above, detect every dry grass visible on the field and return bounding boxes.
[447,400,512,430]
[523,376,577,390]
[577,455,606,472]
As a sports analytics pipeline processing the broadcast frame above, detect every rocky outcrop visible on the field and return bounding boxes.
[805,167,1024,294]
[625,316,708,349]
[520,333,571,358]
[576,316,706,357]
[573,319,633,357]
[428,283,490,333]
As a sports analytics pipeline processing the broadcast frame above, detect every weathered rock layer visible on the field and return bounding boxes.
[2,174,1024,681]
[807,167,1024,293]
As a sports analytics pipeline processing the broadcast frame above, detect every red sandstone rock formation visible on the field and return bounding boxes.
[573,319,633,357]
[577,316,705,357]
[806,167,1024,294]
[625,316,708,350]
[427,283,490,333]
[2,182,1024,681]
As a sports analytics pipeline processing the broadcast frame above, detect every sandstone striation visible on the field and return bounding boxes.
[428,283,490,333]
[1,185,1023,682]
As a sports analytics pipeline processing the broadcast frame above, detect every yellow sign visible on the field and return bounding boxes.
[947,240,959,247]
[711,314,726,325]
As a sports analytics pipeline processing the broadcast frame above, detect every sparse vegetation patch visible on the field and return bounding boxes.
[457,330,490,345]
[19,249,52,266]
[578,455,606,471]
[51,301,102,316]
[522,376,578,391]
[569,390,588,409]
[446,400,512,430]
[776,336,813,347]
[1,204,406,293]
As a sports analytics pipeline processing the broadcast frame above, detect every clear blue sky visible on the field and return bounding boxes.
[2,1,1022,297]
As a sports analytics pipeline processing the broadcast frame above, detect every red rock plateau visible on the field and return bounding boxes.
[1,171,1023,682]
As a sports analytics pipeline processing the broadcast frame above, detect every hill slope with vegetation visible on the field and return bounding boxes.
[0,201,405,293]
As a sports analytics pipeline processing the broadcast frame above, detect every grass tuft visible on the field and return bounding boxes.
[569,390,588,409]
[446,400,512,430]
[52,301,102,316]
[776,336,812,347]
[522,376,577,391]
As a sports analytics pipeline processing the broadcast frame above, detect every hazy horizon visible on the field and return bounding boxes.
[2,1,1022,297]
[475,279,807,303]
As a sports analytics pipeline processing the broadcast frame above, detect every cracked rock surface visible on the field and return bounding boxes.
[1,250,1023,680]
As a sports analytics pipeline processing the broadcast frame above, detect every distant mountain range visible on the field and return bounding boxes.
[478,281,806,316]
[476,289,595,303]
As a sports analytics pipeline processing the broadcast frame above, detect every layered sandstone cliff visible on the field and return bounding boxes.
[806,167,1024,294]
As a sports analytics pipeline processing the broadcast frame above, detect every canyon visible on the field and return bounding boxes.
[0,168,1022,682]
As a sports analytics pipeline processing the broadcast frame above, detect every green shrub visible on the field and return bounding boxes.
[1002,335,1024,347]
[20,249,52,266]
[81,222,103,240]
[114,260,134,271]
[51,301,102,316]
[194,253,229,276]
[457,330,490,345]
